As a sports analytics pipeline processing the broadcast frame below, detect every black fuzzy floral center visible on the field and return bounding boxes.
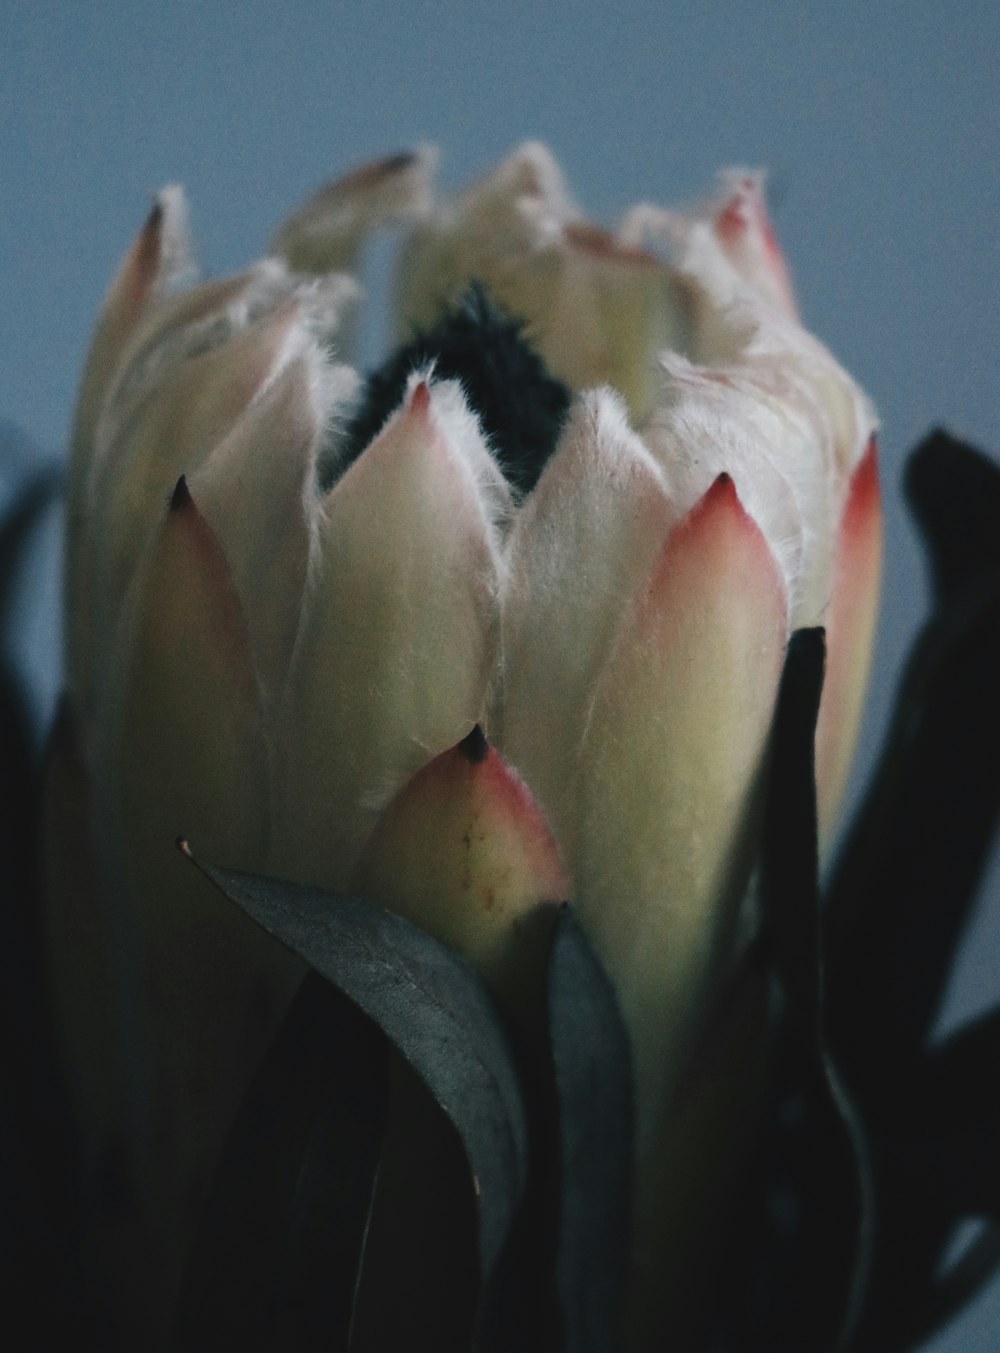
[331,284,571,496]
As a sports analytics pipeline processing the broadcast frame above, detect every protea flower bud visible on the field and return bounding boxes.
[49,144,881,1346]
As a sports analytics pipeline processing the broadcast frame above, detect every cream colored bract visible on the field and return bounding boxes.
[57,143,882,1344]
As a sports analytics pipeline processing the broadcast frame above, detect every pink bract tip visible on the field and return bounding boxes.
[408,380,431,417]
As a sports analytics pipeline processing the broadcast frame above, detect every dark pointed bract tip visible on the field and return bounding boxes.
[458,724,489,764]
[381,150,418,173]
[135,199,166,275]
[170,475,191,511]
[175,836,192,857]
[345,150,418,187]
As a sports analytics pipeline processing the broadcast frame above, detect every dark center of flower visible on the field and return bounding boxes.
[329,284,571,496]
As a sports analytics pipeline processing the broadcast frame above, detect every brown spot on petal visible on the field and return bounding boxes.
[352,736,566,1015]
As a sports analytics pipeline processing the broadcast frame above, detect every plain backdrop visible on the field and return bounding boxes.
[1,3,998,1347]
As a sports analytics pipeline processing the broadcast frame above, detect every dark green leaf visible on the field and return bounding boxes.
[547,907,633,1353]
[175,973,388,1352]
[179,848,529,1293]
[761,628,826,1031]
[906,429,1000,602]
[911,1222,1000,1351]
[346,1049,481,1352]
[0,459,96,1344]
[826,433,1000,1086]
[749,628,874,1352]
[823,432,1000,1350]
[898,1006,1000,1220]
[850,1005,1000,1350]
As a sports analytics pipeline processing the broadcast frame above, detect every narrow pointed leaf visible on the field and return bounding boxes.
[0,464,97,1344]
[823,434,1000,1352]
[848,1005,1000,1353]
[548,907,633,1353]
[906,430,1000,602]
[859,1005,1000,1334]
[826,434,1000,1080]
[761,628,826,1024]
[753,627,874,1352]
[346,1049,481,1353]
[175,973,388,1352]
[180,847,530,1287]
[906,1006,1000,1219]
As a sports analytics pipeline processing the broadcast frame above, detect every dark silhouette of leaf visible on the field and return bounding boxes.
[761,629,826,1028]
[849,1006,1000,1352]
[178,844,529,1347]
[0,457,97,1344]
[346,1049,481,1353]
[175,973,388,1352]
[743,628,874,1352]
[477,910,632,1353]
[547,907,633,1353]
[906,429,1000,603]
[826,433,1000,1085]
[898,1006,1000,1220]
[822,432,1000,1351]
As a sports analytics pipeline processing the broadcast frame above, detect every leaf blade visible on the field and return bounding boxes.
[180,847,529,1286]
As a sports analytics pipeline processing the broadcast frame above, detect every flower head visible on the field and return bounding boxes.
[58,144,881,1330]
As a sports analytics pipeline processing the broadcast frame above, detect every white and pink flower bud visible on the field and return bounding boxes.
[50,143,882,1346]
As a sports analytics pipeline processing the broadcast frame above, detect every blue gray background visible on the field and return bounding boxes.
[2,3,997,1345]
